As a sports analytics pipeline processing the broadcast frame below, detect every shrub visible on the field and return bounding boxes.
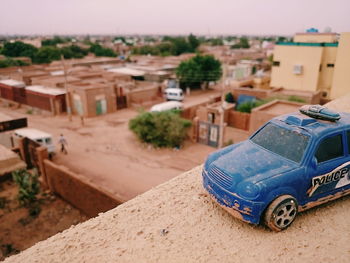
[129,111,191,148]
[225,92,235,103]
[236,99,268,113]
[12,169,41,216]
[287,95,306,103]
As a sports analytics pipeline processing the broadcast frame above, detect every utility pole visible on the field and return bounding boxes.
[61,55,72,122]
[218,64,227,148]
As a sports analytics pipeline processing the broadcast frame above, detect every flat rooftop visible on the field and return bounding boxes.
[26,85,66,96]
[0,79,25,88]
[0,113,13,122]
[14,128,52,139]
[107,67,145,76]
[253,100,302,115]
[0,144,26,176]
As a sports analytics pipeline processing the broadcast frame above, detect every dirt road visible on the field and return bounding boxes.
[0,91,217,201]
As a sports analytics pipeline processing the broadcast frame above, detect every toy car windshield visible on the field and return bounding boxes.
[251,123,310,163]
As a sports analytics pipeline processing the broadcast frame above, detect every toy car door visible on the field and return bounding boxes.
[307,132,350,199]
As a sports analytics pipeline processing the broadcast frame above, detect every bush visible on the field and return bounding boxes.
[225,92,234,103]
[287,96,306,103]
[12,169,41,217]
[129,111,191,148]
[236,99,268,113]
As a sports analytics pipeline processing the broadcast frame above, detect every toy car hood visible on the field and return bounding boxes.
[209,141,299,186]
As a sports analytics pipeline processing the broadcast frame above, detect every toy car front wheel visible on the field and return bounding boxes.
[264,195,298,231]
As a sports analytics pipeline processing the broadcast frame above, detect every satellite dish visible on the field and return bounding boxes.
[324,27,332,33]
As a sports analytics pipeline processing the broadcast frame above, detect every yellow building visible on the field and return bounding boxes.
[271,32,350,99]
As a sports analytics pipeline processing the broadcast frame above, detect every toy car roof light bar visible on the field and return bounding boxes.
[299,105,341,122]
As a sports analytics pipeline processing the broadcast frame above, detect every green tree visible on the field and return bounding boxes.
[231,37,250,49]
[1,41,38,59]
[89,44,117,57]
[188,34,200,52]
[129,111,191,148]
[61,45,88,59]
[133,35,199,56]
[41,36,66,46]
[0,58,29,68]
[209,38,224,46]
[176,54,222,89]
[33,46,61,64]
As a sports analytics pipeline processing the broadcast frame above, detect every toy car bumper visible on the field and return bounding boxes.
[202,169,264,224]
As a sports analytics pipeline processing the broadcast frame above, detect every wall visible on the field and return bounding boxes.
[72,85,116,117]
[331,33,350,99]
[317,46,337,97]
[231,87,273,100]
[227,111,250,130]
[26,92,51,112]
[224,126,249,145]
[43,160,121,217]
[128,85,160,105]
[249,100,303,134]
[270,45,323,92]
[293,33,337,43]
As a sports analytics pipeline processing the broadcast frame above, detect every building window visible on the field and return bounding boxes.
[327,63,335,68]
[319,64,322,72]
[273,61,280,66]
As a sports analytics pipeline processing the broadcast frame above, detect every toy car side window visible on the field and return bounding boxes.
[315,134,343,163]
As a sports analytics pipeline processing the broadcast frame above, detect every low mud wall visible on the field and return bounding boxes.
[43,160,121,217]
[227,111,250,130]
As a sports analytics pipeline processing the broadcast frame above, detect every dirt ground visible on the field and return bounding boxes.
[0,179,87,261]
[0,90,219,201]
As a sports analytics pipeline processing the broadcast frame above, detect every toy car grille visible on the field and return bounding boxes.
[208,165,232,189]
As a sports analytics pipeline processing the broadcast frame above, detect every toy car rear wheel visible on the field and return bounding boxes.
[264,195,298,231]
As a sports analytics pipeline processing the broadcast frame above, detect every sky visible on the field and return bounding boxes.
[1,0,349,36]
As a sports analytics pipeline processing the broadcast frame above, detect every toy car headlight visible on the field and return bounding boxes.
[237,182,260,200]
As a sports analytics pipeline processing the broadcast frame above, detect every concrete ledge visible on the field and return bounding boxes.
[5,166,350,263]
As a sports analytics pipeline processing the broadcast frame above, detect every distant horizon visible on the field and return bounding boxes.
[1,0,349,36]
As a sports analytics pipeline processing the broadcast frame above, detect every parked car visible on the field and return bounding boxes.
[202,105,350,231]
[150,101,184,112]
[163,88,184,102]
[13,128,55,155]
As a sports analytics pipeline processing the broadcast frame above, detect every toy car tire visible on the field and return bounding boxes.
[264,195,298,231]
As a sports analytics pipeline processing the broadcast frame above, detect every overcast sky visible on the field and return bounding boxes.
[1,0,349,36]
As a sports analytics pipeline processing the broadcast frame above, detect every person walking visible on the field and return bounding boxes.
[58,134,68,154]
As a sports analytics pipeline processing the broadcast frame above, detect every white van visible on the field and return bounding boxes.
[163,88,184,102]
[13,128,55,154]
[150,101,184,112]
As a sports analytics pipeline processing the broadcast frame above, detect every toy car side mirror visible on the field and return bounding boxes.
[311,157,318,169]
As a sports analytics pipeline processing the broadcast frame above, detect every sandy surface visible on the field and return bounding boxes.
[4,166,350,263]
[326,93,350,113]
[0,89,218,201]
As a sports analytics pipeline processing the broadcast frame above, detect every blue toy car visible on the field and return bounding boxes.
[202,105,350,231]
